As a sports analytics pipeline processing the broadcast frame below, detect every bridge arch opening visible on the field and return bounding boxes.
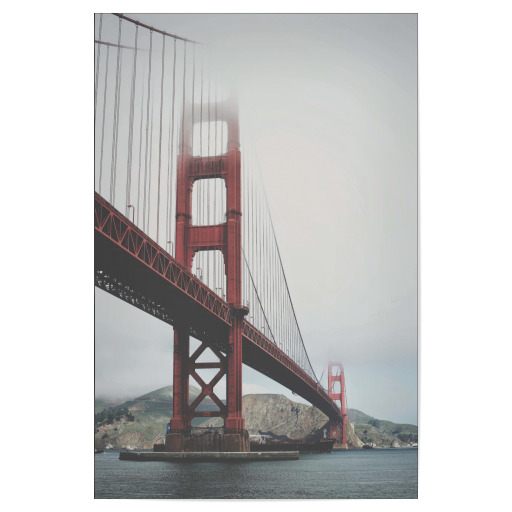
[192,249,227,297]
[331,380,341,395]
[191,178,226,226]
[192,121,228,157]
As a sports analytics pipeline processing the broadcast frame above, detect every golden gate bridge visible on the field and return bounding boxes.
[95,13,347,451]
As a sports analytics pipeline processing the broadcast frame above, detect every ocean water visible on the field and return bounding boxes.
[95,448,417,499]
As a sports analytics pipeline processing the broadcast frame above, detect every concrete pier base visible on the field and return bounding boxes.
[120,451,299,462]
[165,428,250,452]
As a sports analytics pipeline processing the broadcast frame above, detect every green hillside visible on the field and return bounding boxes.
[94,398,124,414]
[94,385,220,449]
[134,386,178,402]
[348,408,418,445]
[348,409,374,424]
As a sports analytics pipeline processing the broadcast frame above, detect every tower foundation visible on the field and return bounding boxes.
[165,428,249,452]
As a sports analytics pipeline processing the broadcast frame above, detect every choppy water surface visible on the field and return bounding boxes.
[95,448,417,499]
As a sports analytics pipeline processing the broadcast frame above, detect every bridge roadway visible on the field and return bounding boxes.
[94,193,342,421]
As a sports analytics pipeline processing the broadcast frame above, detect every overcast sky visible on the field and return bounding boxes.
[95,13,418,425]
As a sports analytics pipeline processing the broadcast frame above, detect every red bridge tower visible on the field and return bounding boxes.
[328,361,348,449]
[166,97,249,452]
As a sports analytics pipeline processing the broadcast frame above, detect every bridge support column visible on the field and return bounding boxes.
[224,307,249,451]
[169,324,190,432]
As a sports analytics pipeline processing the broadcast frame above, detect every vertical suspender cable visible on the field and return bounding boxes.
[258,172,262,330]
[265,204,269,332]
[98,46,110,196]
[136,70,145,226]
[219,89,223,294]
[179,41,187,265]
[126,25,139,217]
[270,218,274,342]
[94,14,103,123]
[213,78,217,291]
[281,256,284,352]
[110,17,123,205]
[242,119,246,304]
[191,44,196,227]
[261,185,265,330]
[198,45,202,228]
[143,30,153,233]
[251,144,255,321]
[207,49,211,286]
[148,100,155,236]
[166,38,177,254]
[181,42,187,175]
[156,33,166,245]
